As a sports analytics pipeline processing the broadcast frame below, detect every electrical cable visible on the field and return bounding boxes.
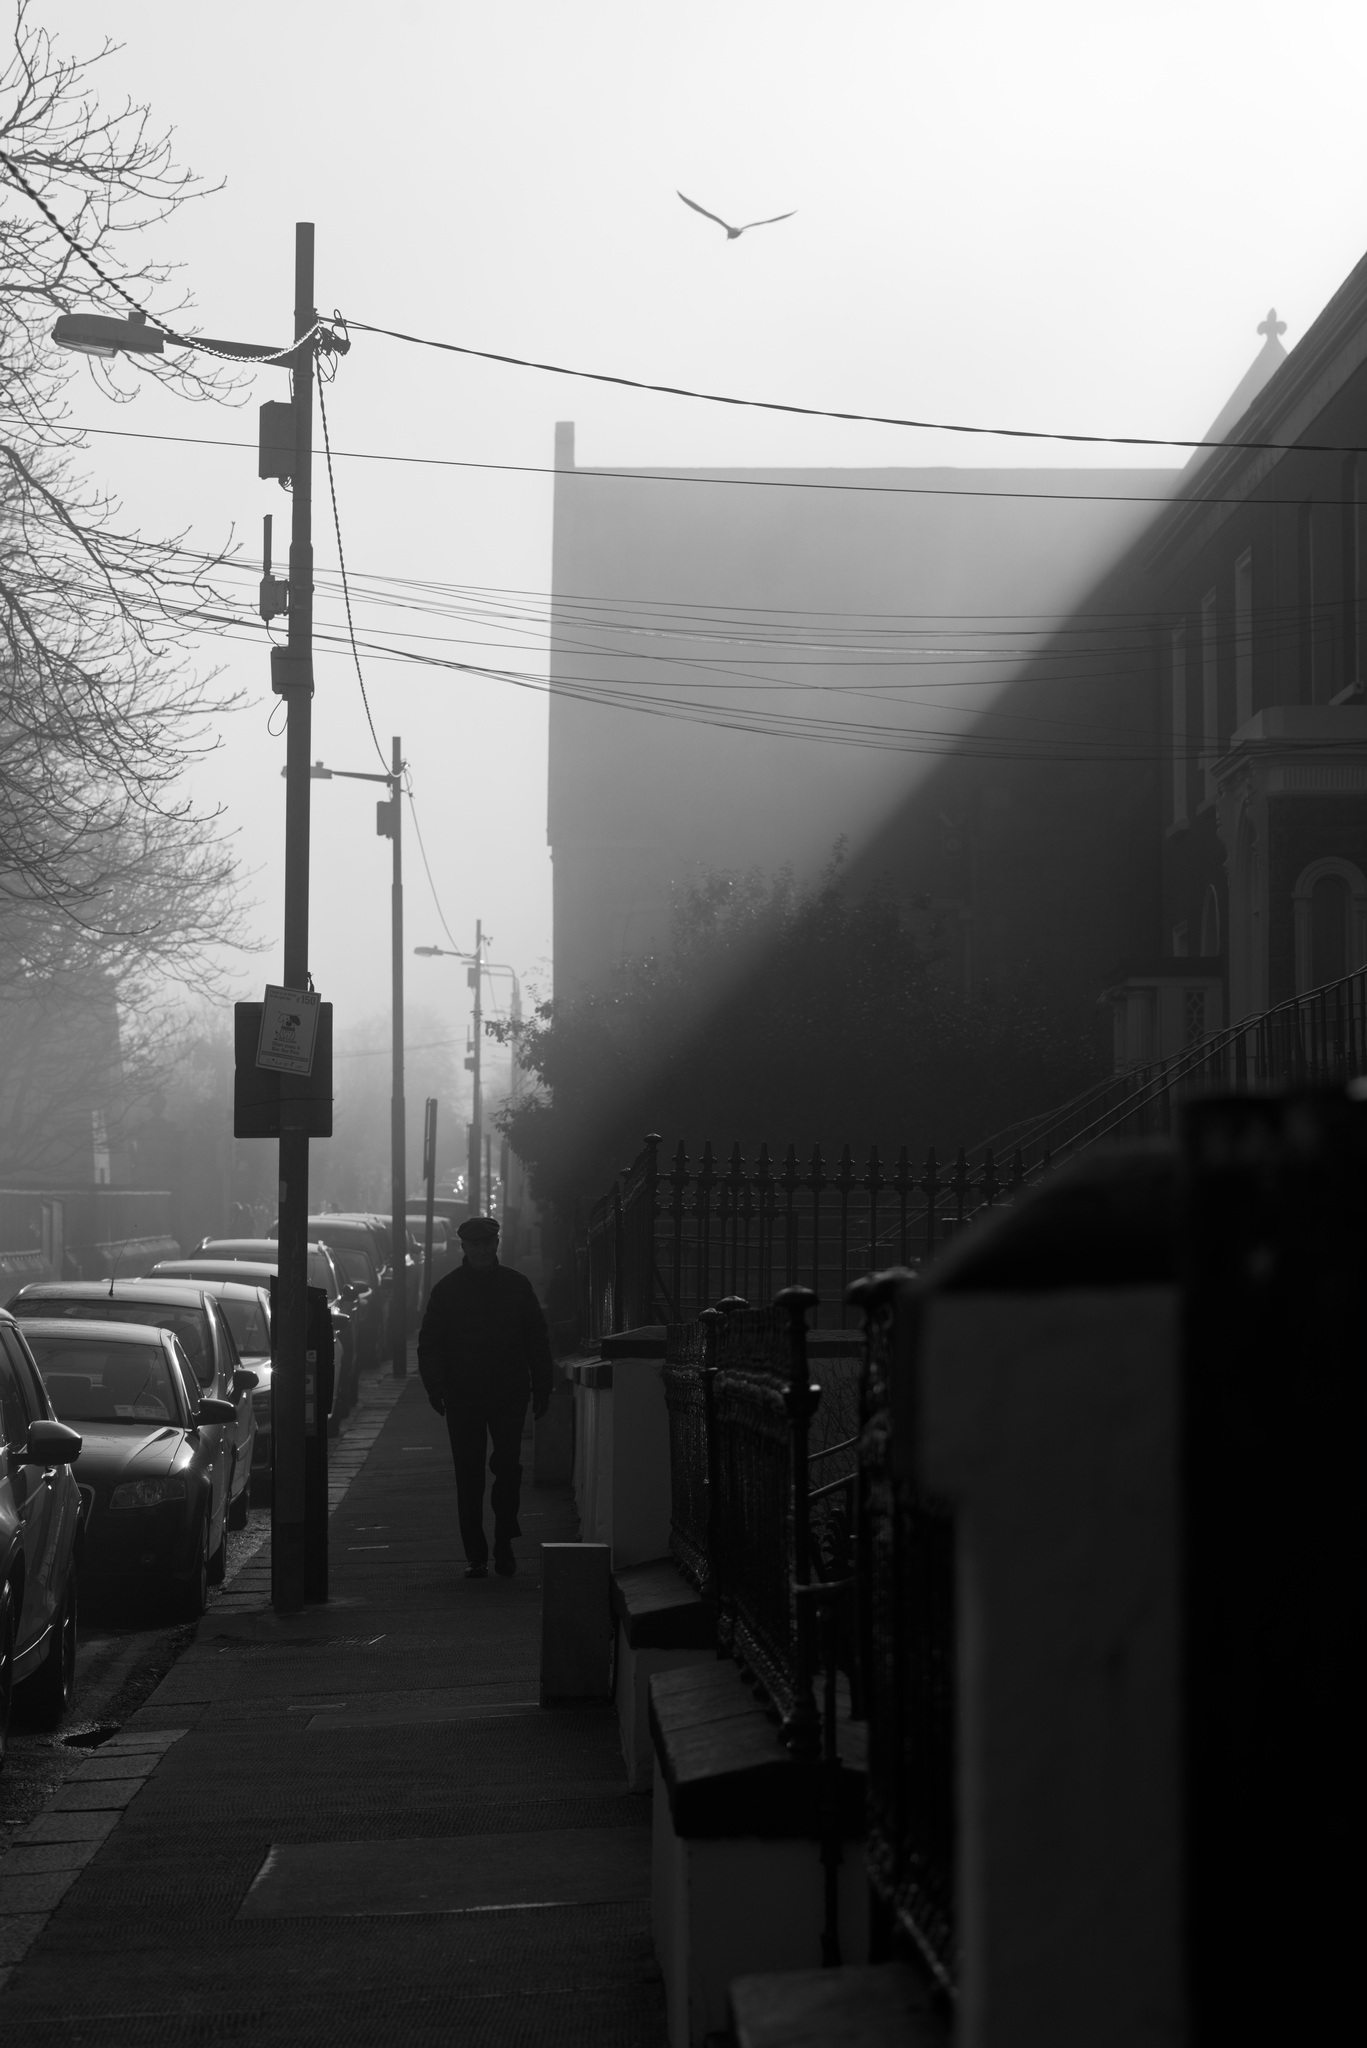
[316,375,389,770]
[60,419,1367,511]
[403,775,462,953]
[339,315,1367,459]
[4,142,1355,457]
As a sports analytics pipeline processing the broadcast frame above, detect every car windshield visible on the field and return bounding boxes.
[218,1295,270,1356]
[26,1337,184,1425]
[14,1298,214,1386]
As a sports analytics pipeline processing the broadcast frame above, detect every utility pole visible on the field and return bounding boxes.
[274,223,316,1614]
[387,735,407,1375]
[467,919,483,1214]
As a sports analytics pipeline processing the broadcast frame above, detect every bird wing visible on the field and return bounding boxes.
[677,191,736,233]
[739,210,797,232]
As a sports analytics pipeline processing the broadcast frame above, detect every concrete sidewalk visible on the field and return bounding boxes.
[0,1370,664,2045]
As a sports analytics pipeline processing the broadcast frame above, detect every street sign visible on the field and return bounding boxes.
[256,985,321,1076]
[234,1002,332,1138]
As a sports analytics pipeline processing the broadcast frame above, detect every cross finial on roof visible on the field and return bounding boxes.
[1257,306,1287,343]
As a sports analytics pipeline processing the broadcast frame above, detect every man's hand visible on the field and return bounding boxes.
[428,1391,446,1417]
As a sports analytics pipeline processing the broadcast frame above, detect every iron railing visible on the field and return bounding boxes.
[659,1279,947,1980]
[662,1313,716,1599]
[850,1269,956,1997]
[584,966,1367,1341]
[710,1293,822,1755]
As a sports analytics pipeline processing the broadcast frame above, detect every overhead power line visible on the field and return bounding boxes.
[340,316,1367,459]
[65,419,1367,510]
[1,152,1354,457]
[316,376,388,769]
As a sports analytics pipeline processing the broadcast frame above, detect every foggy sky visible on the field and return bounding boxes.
[33,0,1367,1064]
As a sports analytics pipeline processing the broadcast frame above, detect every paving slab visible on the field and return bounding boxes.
[0,1361,665,2044]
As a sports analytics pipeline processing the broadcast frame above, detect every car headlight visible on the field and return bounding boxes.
[108,1476,189,1510]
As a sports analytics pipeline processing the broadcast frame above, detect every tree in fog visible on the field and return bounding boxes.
[1,5,251,1172]
[495,852,1102,1223]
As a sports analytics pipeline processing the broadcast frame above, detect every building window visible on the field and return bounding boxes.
[1170,624,1187,826]
[1200,587,1219,801]
[1292,857,1367,993]
[1199,883,1221,957]
[1234,548,1254,728]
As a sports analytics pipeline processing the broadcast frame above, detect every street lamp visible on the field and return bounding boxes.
[52,228,335,1617]
[303,740,408,1378]
[51,309,164,357]
[51,306,301,361]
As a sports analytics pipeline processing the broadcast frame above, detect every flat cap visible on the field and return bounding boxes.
[457,1215,500,1244]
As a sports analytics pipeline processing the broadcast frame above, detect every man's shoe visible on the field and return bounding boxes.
[493,1548,516,1577]
[464,1562,488,1579]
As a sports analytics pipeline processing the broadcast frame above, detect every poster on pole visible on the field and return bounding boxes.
[256,985,321,1075]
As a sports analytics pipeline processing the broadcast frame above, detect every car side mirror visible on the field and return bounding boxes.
[195,1397,237,1426]
[26,1418,83,1465]
[233,1369,260,1394]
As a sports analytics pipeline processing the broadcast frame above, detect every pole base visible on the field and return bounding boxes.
[272,1521,307,1613]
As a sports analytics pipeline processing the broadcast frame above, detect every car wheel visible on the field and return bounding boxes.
[21,1575,77,1730]
[0,1581,15,1769]
[176,1516,209,1622]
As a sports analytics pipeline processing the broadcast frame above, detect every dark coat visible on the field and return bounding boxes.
[417,1261,552,1409]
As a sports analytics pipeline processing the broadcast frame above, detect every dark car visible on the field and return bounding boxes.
[1,1310,84,1759]
[329,1213,420,1327]
[269,1216,388,1362]
[8,1282,257,1530]
[19,1319,235,1619]
[148,1257,352,1434]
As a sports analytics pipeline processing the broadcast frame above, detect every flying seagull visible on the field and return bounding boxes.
[677,191,796,241]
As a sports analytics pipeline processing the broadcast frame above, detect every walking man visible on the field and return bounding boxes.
[417,1216,552,1577]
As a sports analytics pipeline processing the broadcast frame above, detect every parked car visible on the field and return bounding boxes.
[275,1222,384,1370]
[185,1240,360,1414]
[1,1310,84,1759]
[18,1318,235,1619]
[8,1281,257,1530]
[148,1256,351,1434]
[176,1279,273,1502]
[271,1215,392,1356]
[331,1213,420,1324]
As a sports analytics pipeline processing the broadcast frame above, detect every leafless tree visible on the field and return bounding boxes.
[1,1,250,964]
[1,4,258,1172]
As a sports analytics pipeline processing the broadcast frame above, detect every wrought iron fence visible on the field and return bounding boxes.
[584,966,1367,1341]
[851,1269,956,1998]
[662,1313,715,1599]
[711,1294,821,1756]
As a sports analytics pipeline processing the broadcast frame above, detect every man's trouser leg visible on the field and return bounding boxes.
[488,1394,529,1552]
[446,1402,491,1565]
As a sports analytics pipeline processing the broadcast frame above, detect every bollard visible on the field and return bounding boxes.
[540,1542,612,1704]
